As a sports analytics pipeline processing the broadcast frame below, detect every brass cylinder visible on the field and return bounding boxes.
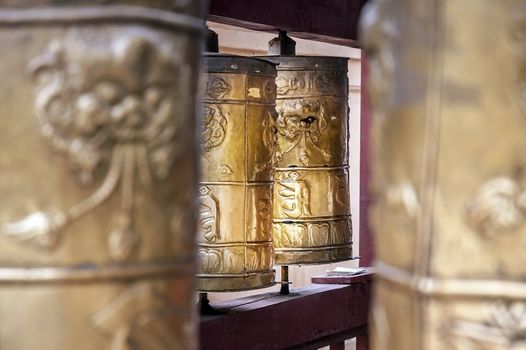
[197,54,277,291]
[263,56,353,265]
[362,0,526,349]
[0,2,203,349]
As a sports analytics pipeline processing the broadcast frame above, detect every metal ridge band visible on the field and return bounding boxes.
[276,244,352,251]
[276,94,348,99]
[273,215,351,223]
[199,241,273,247]
[0,6,203,33]
[196,271,274,278]
[201,99,277,106]
[0,260,195,284]
[377,261,526,300]
[200,181,273,186]
[275,165,349,171]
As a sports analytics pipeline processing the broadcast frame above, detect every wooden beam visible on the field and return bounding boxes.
[200,279,371,349]
[207,0,369,47]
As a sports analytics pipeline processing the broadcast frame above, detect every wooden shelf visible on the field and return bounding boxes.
[200,272,372,350]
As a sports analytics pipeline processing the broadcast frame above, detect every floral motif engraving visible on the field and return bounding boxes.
[201,103,233,175]
[1,37,185,261]
[202,104,227,151]
[275,75,303,95]
[206,77,230,99]
[448,301,526,349]
[262,78,277,100]
[273,220,350,247]
[275,100,331,165]
[198,186,220,243]
[90,283,181,350]
[276,171,312,218]
[254,111,277,175]
[246,246,273,271]
[198,247,242,274]
[275,73,331,95]
[255,192,272,240]
[465,177,526,237]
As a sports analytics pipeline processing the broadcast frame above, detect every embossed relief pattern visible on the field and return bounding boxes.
[275,71,343,96]
[447,301,526,349]
[274,169,350,220]
[273,220,351,248]
[271,57,351,263]
[2,35,186,262]
[200,104,233,175]
[197,56,276,290]
[361,1,526,350]
[198,245,273,274]
[198,186,220,243]
[206,77,230,100]
[90,283,183,350]
[465,177,526,237]
[275,171,313,219]
[275,100,330,166]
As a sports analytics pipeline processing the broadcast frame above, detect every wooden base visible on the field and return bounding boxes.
[200,271,372,349]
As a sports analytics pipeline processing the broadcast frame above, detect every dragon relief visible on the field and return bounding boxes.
[275,100,332,166]
[1,36,186,261]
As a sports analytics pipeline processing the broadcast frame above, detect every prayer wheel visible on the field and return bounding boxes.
[197,54,277,291]
[0,2,203,349]
[362,0,526,349]
[263,54,353,265]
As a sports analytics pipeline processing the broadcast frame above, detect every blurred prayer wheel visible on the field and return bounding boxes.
[197,54,277,291]
[362,0,526,349]
[0,2,203,349]
[263,55,353,265]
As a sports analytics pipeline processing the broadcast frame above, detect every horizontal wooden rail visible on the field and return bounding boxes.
[208,0,369,47]
[200,272,372,349]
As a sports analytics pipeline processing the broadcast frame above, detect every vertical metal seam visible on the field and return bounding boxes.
[415,0,445,348]
[243,72,249,283]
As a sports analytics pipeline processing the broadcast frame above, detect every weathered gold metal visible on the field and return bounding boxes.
[263,55,353,265]
[0,2,203,349]
[197,54,277,291]
[362,1,526,349]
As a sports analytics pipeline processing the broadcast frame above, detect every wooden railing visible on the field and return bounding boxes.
[200,271,372,350]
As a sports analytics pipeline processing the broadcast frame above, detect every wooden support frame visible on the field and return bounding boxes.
[208,0,369,47]
[200,272,372,349]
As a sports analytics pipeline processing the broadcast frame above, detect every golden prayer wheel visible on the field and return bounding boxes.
[262,55,353,265]
[197,54,277,291]
[362,0,526,349]
[0,2,203,349]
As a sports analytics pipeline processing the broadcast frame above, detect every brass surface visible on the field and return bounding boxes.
[197,54,277,291]
[262,56,353,265]
[0,3,202,349]
[362,0,526,349]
